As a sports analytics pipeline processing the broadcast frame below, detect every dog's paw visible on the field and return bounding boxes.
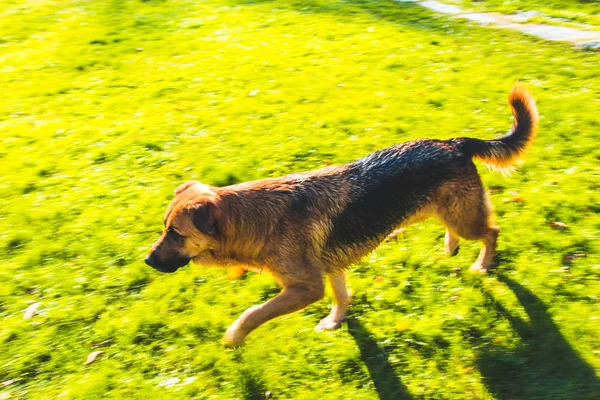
[444,231,460,257]
[446,244,460,257]
[314,318,342,332]
[469,262,490,273]
[223,324,246,347]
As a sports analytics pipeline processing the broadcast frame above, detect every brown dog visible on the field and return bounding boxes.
[145,84,538,346]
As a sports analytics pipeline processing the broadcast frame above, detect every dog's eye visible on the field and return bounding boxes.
[167,227,184,239]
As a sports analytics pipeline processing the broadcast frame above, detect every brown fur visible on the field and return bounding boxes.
[145,84,538,346]
[464,83,538,173]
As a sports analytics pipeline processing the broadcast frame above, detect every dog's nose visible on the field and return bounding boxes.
[145,254,155,267]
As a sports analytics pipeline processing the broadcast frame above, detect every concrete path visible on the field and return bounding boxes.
[416,0,600,49]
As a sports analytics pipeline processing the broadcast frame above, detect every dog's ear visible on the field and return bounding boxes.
[188,201,219,236]
[175,180,200,195]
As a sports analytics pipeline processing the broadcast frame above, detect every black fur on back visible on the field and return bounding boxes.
[325,139,468,250]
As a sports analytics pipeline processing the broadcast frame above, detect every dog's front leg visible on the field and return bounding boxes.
[315,272,351,331]
[223,282,324,347]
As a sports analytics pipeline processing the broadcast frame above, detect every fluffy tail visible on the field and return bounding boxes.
[458,83,539,172]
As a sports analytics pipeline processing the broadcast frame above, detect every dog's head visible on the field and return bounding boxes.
[145,181,221,273]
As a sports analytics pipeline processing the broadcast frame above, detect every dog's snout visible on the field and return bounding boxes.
[144,249,189,273]
[145,254,155,267]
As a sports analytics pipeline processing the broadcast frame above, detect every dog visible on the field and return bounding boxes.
[145,84,538,346]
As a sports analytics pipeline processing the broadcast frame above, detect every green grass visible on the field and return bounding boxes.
[442,0,600,28]
[1,0,599,398]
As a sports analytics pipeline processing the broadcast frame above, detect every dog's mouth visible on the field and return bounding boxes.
[146,256,191,273]
[191,249,216,266]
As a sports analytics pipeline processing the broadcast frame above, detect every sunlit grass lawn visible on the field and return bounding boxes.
[0,0,598,398]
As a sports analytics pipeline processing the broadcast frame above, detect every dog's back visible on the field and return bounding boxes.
[325,139,467,256]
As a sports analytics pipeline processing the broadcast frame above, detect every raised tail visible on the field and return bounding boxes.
[458,84,539,172]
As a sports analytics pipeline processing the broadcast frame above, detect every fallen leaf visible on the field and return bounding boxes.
[84,351,104,365]
[1,379,19,387]
[385,228,405,241]
[158,377,180,388]
[459,366,474,374]
[550,221,569,230]
[91,339,112,348]
[24,302,41,319]
[183,377,196,385]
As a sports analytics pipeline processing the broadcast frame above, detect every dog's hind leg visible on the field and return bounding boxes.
[315,272,351,332]
[470,226,499,273]
[437,175,499,272]
[223,277,324,347]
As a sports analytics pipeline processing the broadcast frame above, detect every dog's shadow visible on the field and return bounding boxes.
[476,274,600,399]
[347,317,413,400]
[346,273,599,399]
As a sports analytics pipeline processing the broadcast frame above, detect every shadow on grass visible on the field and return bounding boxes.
[237,366,268,400]
[348,317,413,400]
[477,274,600,399]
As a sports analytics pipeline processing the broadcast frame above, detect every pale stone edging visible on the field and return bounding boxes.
[409,0,600,49]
